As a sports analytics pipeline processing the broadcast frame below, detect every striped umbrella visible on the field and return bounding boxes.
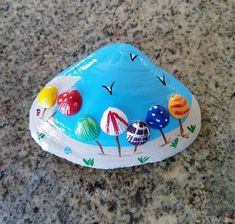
[100,107,128,157]
[126,121,150,153]
[168,94,190,137]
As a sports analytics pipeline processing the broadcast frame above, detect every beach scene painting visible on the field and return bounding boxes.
[30,43,201,169]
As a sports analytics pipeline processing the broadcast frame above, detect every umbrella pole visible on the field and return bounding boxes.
[178,119,184,136]
[116,136,121,157]
[159,128,167,144]
[41,108,46,119]
[46,111,57,122]
[95,140,104,155]
[134,145,138,153]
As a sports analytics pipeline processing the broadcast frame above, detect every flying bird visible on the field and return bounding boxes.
[130,53,138,62]
[102,81,115,95]
[156,74,166,86]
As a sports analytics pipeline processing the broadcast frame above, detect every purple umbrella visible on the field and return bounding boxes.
[126,121,150,153]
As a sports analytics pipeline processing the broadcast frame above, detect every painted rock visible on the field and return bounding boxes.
[29,43,201,169]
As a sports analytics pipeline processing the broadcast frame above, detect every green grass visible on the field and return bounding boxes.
[170,137,179,149]
[138,156,149,164]
[187,124,196,133]
[83,158,94,167]
[37,132,45,141]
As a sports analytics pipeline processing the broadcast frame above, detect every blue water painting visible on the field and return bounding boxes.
[54,43,192,147]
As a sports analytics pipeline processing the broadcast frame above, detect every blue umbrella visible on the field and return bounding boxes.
[146,105,170,145]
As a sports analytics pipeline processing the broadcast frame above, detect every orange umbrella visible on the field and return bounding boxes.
[168,94,190,137]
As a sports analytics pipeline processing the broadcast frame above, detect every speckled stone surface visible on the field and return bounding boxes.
[0,0,234,223]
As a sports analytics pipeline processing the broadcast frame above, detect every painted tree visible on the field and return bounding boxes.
[37,85,58,118]
[100,107,128,157]
[168,94,190,137]
[57,89,82,116]
[126,121,150,153]
[146,105,170,145]
[75,117,104,155]
[46,88,82,123]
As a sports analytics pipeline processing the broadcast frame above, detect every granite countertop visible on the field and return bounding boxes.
[0,0,234,223]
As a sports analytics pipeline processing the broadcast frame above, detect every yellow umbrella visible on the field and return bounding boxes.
[37,86,58,118]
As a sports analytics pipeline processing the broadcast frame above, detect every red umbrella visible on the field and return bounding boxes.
[57,89,82,116]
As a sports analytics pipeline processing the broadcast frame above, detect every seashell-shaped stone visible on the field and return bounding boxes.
[29,43,201,169]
